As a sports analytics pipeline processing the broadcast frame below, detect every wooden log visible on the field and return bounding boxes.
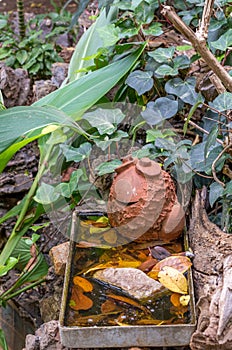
[188,188,232,349]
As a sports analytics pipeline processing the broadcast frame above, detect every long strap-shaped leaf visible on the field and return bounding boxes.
[33,45,146,119]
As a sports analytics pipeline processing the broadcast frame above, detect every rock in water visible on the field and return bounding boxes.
[94,267,164,300]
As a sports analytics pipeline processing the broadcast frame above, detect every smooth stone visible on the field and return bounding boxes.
[94,267,164,300]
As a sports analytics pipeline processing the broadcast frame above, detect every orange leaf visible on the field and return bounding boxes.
[73,276,93,292]
[69,285,93,311]
[170,293,181,307]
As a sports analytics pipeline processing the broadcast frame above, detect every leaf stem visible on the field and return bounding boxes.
[0,143,54,266]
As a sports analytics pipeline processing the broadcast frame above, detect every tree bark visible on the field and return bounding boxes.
[188,188,232,349]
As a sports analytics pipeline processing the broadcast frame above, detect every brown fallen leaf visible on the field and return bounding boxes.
[148,255,192,280]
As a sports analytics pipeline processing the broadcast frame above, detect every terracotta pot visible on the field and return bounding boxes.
[107,156,185,242]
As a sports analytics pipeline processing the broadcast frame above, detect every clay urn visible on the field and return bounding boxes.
[107,156,185,242]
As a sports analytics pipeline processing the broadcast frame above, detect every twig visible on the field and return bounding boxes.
[196,0,215,40]
[161,6,232,92]
[212,144,231,186]
[184,118,224,145]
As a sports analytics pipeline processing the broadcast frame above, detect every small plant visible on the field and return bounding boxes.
[0,12,73,78]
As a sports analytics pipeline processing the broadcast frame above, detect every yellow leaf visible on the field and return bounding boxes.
[96,216,109,225]
[89,226,110,234]
[41,125,58,134]
[158,266,188,294]
[180,295,190,306]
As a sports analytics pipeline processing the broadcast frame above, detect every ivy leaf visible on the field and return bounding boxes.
[155,64,178,77]
[141,22,163,36]
[165,77,199,105]
[148,47,175,63]
[94,130,128,151]
[155,138,175,151]
[95,159,122,176]
[224,180,232,197]
[134,0,157,24]
[146,129,176,143]
[125,70,153,95]
[83,108,125,135]
[97,24,121,46]
[55,170,83,198]
[173,55,190,69]
[204,125,218,160]
[34,182,60,205]
[141,98,178,125]
[211,29,232,51]
[210,92,232,111]
[209,182,224,207]
[60,142,92,162]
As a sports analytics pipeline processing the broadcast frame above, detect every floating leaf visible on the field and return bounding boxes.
[69,285,93,311]
[101,299,118,313]
[170,293,181,307]
[138,258,157,272]
[103,229,118,244]
[90,226,111,234]
[149,256,192,280]
[180,295,190,306]
[158,266,188,294]
[73,276,93,292]
[125,70,154,95]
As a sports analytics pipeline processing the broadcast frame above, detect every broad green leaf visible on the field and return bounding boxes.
[224,180,232,196]
[34,182,60,205]
[141,98,178,125]
[0,197,26,225]
[148,47,175,63]
[165,77,199,105]
[33,45,146,119]
[209,182,224,207]
[211,29,232,51]
[155,138,175,151]
[67,7,118,82]
[0,106,78,153]
[0,257,18,277]
[190,143,227,173]
[0,329,8,350]
[97,23,121,46]
[16,50,28,64]
[60,142,92,162]
[210,92,232,111]
[95,159,122,175]
[55,169,83,197]
[126,70,153,95]
[83,108,125,134]
[173,55,190,69]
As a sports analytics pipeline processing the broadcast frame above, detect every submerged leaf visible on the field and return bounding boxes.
[69,285,93,311]
[158,266,188,294]
[106,293,150,314]
[73,276,93,292]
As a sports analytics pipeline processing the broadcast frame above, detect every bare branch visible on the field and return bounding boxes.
[196,0,215,40]
[161,6,232,92]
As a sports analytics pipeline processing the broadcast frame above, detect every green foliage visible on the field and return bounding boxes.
[0,13,72,78]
